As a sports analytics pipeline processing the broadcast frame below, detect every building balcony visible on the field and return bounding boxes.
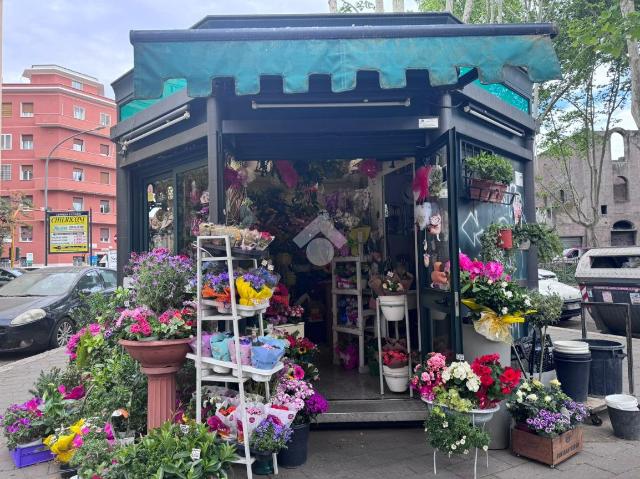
[36,146,116,169]
[32,177,116,197]
[34,113,111,137]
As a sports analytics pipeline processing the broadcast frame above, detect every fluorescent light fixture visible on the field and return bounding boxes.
[251,98,411,109]
[463,105,524,137]
[120,106,190,150]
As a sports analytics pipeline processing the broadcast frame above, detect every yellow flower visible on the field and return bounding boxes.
[50,433,75,455]
[532,379,543,387]
[550,379,561,387]
[56,449,76,464]
[69,418,86,435]
[43,435,54,447]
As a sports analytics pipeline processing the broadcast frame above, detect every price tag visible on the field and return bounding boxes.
[455,354,465,361]
[191,448,201,460]
[180,424,190,434]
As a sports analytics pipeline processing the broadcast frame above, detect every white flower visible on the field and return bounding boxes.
[505,291,513,299]
[501,307,508,315]
[524,298,531,307]
[515,390,523,398]
[526,394,538,401]
[501,281,508,288]
[521,382,531,391]
[483,445,489,452]
[544,396,552,402]
[487,279,494,284]
[467,379,480,392]
[442,421,448,428]
[442,370,451,382]
[464,450,469,455]
[460,438,466,445]
[516,397,523,403]
[451,444,457,450]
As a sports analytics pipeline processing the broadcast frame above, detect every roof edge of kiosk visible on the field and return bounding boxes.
[128,14,561,100]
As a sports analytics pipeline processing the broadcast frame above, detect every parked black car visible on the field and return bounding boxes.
[0,267,117,352]
[0,267,22,288]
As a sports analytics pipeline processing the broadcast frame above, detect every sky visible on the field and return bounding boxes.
[2,0,419,98]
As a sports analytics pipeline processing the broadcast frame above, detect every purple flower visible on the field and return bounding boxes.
[305,392,329,415]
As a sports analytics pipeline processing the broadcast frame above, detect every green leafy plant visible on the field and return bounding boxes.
[480,223,564,265]
[424,407,490,457]
[465,152,514,184]
[69,428,122,478]
[29,366,82,398]
[113,421,237,478]
[71,287,131,329]
[479,224,510,264]
[527,292,563,330]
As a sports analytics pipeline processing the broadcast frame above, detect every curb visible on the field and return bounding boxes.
[0,348,66,375]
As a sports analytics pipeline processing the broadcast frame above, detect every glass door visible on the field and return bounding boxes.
[418,130,462,358]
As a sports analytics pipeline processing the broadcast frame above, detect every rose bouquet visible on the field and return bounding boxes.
[470,354,522,409]
[459,253,534,343]
[410,352,447,401]
[506,379,587,437]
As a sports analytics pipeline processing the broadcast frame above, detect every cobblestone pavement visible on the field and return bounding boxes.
[1,330,639,479]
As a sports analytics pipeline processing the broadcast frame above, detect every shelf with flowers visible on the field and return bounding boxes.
[507,378,587,466]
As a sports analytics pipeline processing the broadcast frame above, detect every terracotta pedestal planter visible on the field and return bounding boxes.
[119,338,191,430]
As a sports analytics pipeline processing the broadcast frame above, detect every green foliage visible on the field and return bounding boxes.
[69,431,121,479]
[480,223,563,264]
[424,407,490,456]
[465,152,514,184]
[82,349,148,435]
[479,223,509,264]
[71,287,131,329]
[29,365,82,398]
[113,422,237,479]
[338,0,375,12]
[433,388,474,413]
[75,329,107,369]
[527,291,563,329]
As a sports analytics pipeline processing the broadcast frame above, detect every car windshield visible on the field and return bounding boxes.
[0,272,78,297]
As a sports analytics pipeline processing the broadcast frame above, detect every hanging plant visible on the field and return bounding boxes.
[480,223,563,264]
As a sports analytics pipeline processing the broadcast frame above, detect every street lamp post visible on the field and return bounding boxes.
[43,125,106,266]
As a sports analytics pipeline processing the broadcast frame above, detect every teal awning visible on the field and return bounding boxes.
[131,24,561,99]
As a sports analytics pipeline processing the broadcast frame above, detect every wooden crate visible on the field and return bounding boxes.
[511,426,583,467]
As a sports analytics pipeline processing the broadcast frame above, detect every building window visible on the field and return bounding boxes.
[0,134,11,150]
[73,139,84,152]
[99,144,110,156]
[100,228,110,242]
[100,200,110,214]
[21,195,33,209]
[21,134,34,150]
[20,165,34,181]
[72,197,83,211]
[73,106,86,120]
[73,168,84,181]
[100,113,111,127]
[601,205,608,215]
[610,131,625,162]
[20,102,34,118]
[1,164,11,180]
[2,102,12,117]
[100,172,110,185]
[71,80,83,90]
[614,176,629,203]
[19,226,33,242]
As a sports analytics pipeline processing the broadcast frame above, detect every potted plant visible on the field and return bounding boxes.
[410,352,447,401]
[465,152,514,203]
[528,292,563,380]
[507,379,587,466]
[1,398,52,468]
[112,421,237,478]
[370,271,407,322]
[117,305,196,430]
[236,271,275,316]
[382,345,410,393]
[67,421,123,478]
[250,416,293,475]
[202,271,231,313]
[512,223,564,263]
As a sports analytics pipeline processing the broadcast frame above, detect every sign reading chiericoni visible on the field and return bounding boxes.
[47,211,90,254]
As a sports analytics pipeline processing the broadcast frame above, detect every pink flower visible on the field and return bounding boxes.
[104,422,114,441]
[292,365,305,380]
[470,261,484,279]
[62,385,85,400]
[89,323,102,335]
[483,261,504,281]
[459,253,474,272]
[72,435,84,448]
[158,310,174,324]
[58,385,66,395]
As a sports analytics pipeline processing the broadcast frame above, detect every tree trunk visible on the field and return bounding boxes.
[445,0,454,13]
[496,0,503,23]
[620,0,640,129]
[375,0,384,13]
[392,0,404,12]
[462,0,474,23]
[328,0,338,13]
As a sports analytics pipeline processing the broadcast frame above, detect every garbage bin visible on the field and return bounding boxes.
[582,339,625,396]
[575,248,640,336]
[553,349,591,402]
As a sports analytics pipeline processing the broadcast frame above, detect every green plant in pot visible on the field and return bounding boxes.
[465,152,514,203]
[250,416,293,475]
[527,291,563,380]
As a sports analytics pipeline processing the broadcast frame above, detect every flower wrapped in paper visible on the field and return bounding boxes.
[251,336,287,370]
[235,273,273,306]
[228,336,252,365]
[210,332,232,361]
[462,298,533,344]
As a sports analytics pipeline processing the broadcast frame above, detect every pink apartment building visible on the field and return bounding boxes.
[0,65,117,266]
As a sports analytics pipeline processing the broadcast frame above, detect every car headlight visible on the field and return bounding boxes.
[11,309,47,326]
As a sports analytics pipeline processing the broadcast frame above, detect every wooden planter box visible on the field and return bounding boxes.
[511,426,583,467]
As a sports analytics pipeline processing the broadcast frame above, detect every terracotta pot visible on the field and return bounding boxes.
[497,228,513,249]
[119,338,191,430]
[469,178,508,203]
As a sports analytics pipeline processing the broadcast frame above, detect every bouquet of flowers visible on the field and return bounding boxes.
[0,398,46,450]
[506,379,587,437]
[250,416,292,453]
[459,253,534,343]
[251,336,287,370]
[286,335,319,363]
[411,352,447,401]
[470,354,522,409]
[236,272,274,306]
[202,271,231,305]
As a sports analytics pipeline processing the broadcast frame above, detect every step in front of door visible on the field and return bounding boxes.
[318,399,427,423]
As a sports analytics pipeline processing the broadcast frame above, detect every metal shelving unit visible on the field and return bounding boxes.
[192,235,280,478]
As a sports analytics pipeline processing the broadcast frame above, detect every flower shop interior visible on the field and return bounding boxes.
[111,13,561,424]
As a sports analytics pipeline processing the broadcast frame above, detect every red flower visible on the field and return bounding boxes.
[185,320,193,327]
[480,374,494,387]
[499,367,521,388]
[477,353,500,364]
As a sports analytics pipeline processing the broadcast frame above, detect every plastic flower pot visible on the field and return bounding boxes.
[497,228,513,249]
[469,178,507,203]
[119,338,191,430]
[382,365,409,392]
[251,450,275,475]
[9,439,54,468]
[277,423,310,468]
[379,295,405,322]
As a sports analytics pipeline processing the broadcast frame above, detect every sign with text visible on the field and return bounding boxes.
[48,211,89,254]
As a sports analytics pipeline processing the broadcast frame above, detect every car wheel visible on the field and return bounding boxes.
[50,318,75,348]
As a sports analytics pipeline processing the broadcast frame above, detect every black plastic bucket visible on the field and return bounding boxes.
[277,423,309,468]
[583,339,625,396]
[554,350,591,402]
[608,406,640,440]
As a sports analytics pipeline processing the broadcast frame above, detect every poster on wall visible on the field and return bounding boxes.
[48,211,90,254]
